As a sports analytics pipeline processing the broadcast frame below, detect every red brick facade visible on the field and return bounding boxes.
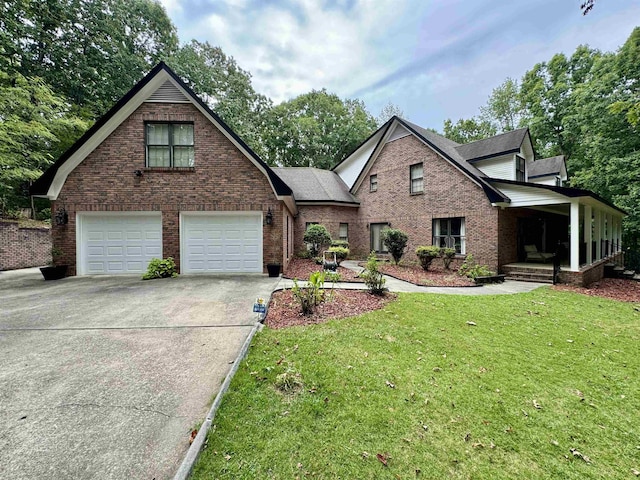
[53,102,288,275]
[349,135,500,270]
[0,221,52,270]
[294,205,360,255]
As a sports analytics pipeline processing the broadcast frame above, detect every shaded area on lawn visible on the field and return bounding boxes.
[284,257,364,283]
[265,289,395,329]
[363,261,475,287]
[553,277,640,303]
[191,289,640,479]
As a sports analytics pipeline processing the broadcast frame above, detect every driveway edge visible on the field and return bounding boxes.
[173,321,263,480]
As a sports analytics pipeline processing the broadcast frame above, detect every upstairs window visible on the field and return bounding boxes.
[515,155,526,182]
[370,174,378,192]
[555,176,562,187]
[433,217,465,254]
[146,123,194,167]
[410,163,424,193]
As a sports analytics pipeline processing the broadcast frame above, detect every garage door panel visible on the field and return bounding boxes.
[79,214,162,275]
[182,213,262,273]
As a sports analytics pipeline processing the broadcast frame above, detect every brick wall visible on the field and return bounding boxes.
[294,205,360,255]
[0,221,51,270]
[53,102,284,275]
[351,135,500,270]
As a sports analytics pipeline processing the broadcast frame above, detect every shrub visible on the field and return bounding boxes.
[382,228,409,265]
[416,246,441,271]
[328,246,349,265]
[441,247,457,269]
[457,254,494,279]
[142,257,178,280]
[36,208,51,221]
[360,251,386,295]
[291,271,325,315]
[303,224,332,257]
[331,239,349,249]
[325,271,341,283]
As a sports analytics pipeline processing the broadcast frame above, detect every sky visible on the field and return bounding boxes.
[158,0,640,130]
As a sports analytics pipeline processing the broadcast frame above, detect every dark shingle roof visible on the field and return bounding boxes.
[454,128,528,162]
[272,167,359,204]
[528,155,565,178]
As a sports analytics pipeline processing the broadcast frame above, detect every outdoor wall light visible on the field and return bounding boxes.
[54,207,68,225]
[134,170,143,177]
[265,207,273,226]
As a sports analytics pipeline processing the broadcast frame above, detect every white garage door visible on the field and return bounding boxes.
[181,213,263,273]
[77,213,162,275]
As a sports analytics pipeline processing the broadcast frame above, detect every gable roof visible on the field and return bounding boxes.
[273,167,359,204]
[454,128,529,162]
[30,62,292,201]
[528,155,565,178]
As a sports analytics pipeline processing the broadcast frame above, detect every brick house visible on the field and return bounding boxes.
[32,63,625,285]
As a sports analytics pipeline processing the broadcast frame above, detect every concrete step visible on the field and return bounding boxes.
[633,274,640,282]
[504,271,554,284]
[622,270,636,278]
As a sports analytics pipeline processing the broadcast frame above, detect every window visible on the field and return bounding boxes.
[370,223,389,253]
[305,222,318,230]
[146,122,194,167]
[433,217,465,254]
[410,163,424,193]
[339,223,348,241]
[515,155,526,182]
[370,174,378,192]
[555,176,562,187]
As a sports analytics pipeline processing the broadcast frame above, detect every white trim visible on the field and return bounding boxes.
[76,211,162,276]
[179,211,263,274]
[295,201,359,208]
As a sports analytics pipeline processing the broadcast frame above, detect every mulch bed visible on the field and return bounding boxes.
[552,277,640,303]
[373,262,475,287]
[265,289,395,329]
[283,257,364,283]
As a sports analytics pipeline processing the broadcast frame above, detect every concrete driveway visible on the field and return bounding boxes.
[0,268,279,480]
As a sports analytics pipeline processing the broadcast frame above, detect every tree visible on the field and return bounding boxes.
[0,70,89,213]
[303,224,332,257]
[170,41,272,157]
[376,102,404,126]
[381,228,408,265]
[1,0,179,118]
[479,78,523,132]
[442,118,496,144]
[261,90,377,168]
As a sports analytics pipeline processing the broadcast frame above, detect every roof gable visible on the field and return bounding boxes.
[30,62,292,202]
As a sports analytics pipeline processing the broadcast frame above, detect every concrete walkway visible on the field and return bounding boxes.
[276,260,546,295]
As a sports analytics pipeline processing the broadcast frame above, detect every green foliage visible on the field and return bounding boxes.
[331,240,349,249]
[442,118,496,144]
[381,228,409,265]
[36,208,51,221]
[291,271,326,315]
[324,271,341,283]
[360,252,386,295]
[376,101,404,126]
[303,224,332,257]
[416,246,441,271]
[327,246,349,265]
[260,89,377,168]
[142,257,178,280]
[457,254,494,279]
[441,247,457,270]
[479,77,522,132]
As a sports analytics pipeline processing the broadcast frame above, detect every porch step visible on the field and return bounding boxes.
[623,270,636,279]
[633,274,640,282]
[504,272,554,284]
[613,266,625,278]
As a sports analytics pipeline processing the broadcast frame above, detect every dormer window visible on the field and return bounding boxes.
[556,176,562,187]
[516,155,526,182]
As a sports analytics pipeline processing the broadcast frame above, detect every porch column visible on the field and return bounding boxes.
[584,204,592,265]
[570,199,580,271]
[606,213,613,257]
[594,208,602,261]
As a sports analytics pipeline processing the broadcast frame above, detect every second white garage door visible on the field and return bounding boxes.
[181,213,263,273]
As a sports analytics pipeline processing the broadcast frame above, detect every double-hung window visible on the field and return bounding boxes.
[433,217,465,254]
[339,223,348,241]
[146,122,194,167]
[410,163,424,194]
[515,155,526,182]
[370,174,378,192]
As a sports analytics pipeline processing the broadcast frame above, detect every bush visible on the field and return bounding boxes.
[416,246,441,271]
[142,257,178,280]
[327,246,349,265]
[360,251,386,295]
[441,247,456,269]
[303,224,332,257]
[36,208,51,221]
[457,254,494,279]
[331,240,349,249]
[382,228,409,265]
[291,271,326,315]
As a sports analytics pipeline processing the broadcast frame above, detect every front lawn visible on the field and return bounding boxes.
[191,289,639,479]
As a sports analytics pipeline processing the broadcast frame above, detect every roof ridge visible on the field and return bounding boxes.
[458,127,528,147]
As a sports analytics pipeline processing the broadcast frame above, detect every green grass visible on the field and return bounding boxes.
[191,288,640,479]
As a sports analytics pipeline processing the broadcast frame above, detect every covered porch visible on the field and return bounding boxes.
[492,180,626,286]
